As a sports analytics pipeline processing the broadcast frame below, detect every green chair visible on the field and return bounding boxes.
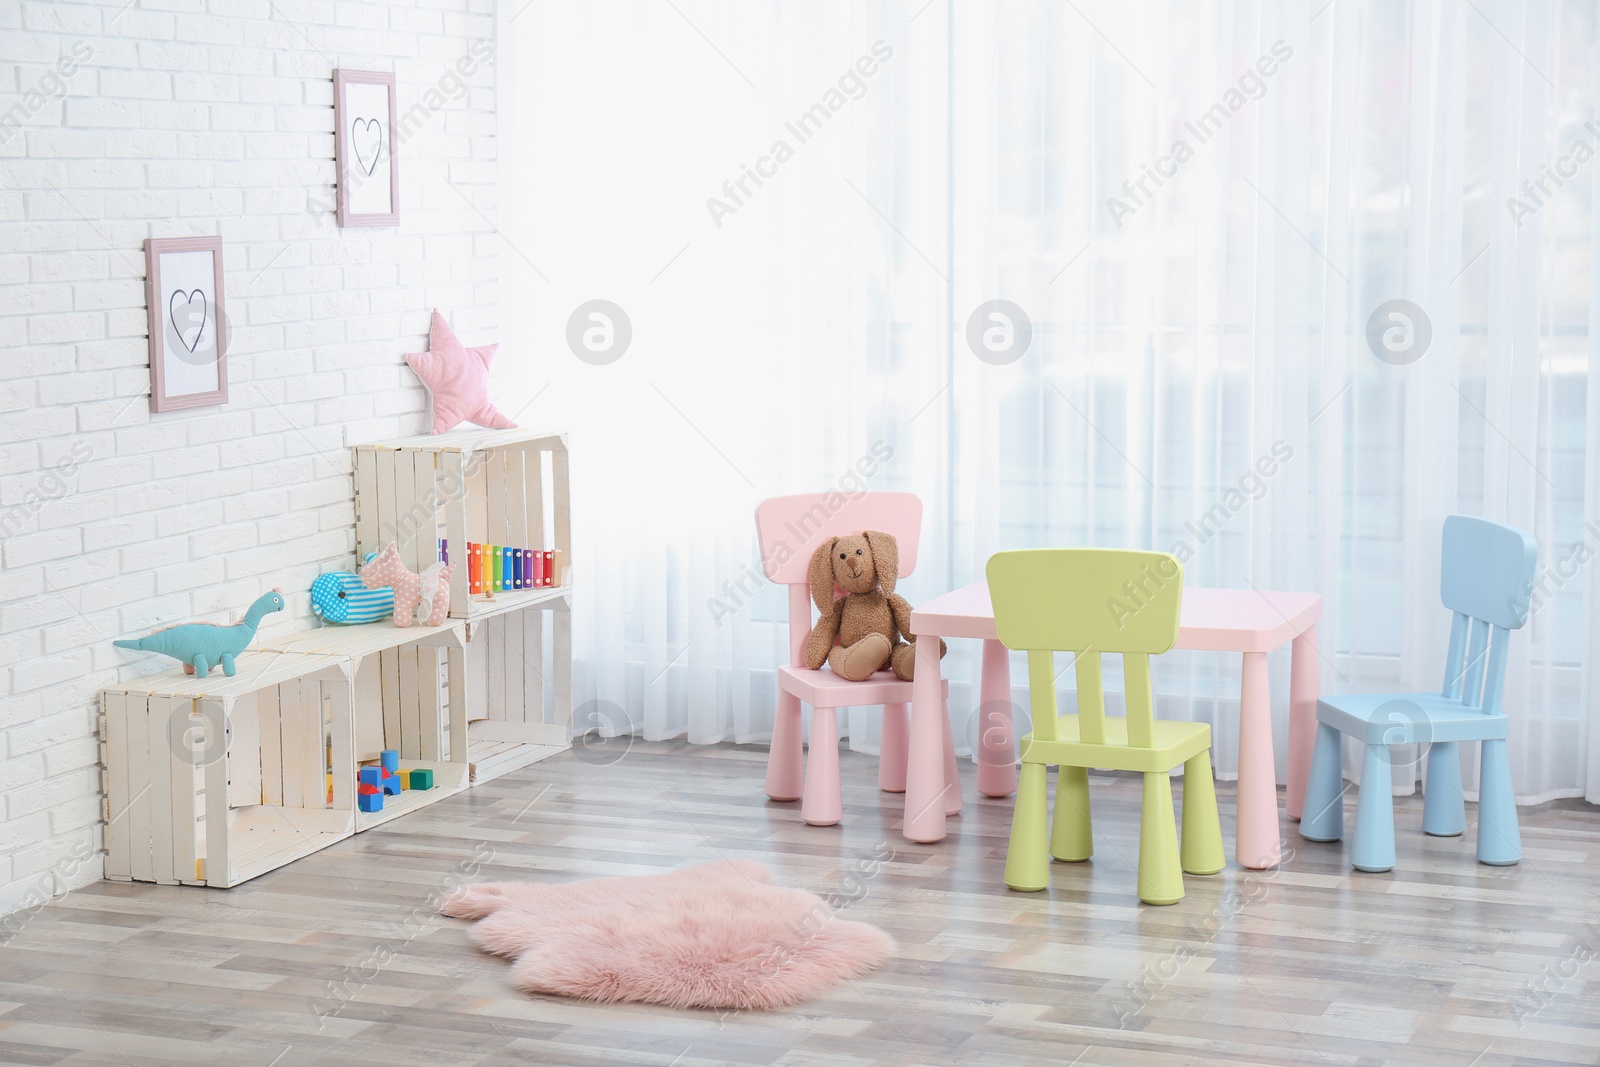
[986,549,1225,904]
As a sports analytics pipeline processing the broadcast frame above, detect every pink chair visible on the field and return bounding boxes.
[755,492,953,826]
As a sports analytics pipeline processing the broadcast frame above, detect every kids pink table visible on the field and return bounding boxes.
[905,583,1322,868]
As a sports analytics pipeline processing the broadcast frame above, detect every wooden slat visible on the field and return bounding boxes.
[305,679,326,807]
[485,616,507,722]
[127,696,153,884]
[278,682,306,811]
[552,599,573,735]
[524,604,544,726]
[395,449,419,575]
[228,688,260,811]
[468,448,488,548]
[485,449,505,558]
[380,647,401,758]
[353,653,384,760]
[375,446,398,561]
[502,609,524,725]
[398,646,421,759]
[466,719,570,746]
[442,451,469,618]
[327,674,355,815]
[446,643,468,763]
[103,693,132,880]
[526,450,547,720]
[145,695,177,885]
[200,697,230,886]
[354,446,379,562]
[168,697,200,886]
[551,441,571,582]
[258,683,283,806]
[504,449,527,565]
[413,447,435,568]
[527,447,545,563]
[419,646,443,762]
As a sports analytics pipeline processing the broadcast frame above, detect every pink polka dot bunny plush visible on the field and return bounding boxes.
[359,542,455,627]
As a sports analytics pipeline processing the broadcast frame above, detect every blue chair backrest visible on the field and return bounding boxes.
[1439,515,1537,714]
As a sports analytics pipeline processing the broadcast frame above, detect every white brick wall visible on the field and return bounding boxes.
[0,0,499,920]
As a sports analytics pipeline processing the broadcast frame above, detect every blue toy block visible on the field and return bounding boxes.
[359,766,384,787]
[380,749,400,773]
[357,783,384,813]
[381,768,401,796]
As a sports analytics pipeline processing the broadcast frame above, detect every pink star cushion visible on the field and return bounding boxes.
[405,309,518,435]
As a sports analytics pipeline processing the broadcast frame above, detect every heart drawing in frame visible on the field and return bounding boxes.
[352,117,383,177]
[168,289,208,354]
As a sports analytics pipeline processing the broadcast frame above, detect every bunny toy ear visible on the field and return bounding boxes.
[862,530,898,595]
[809,538,839,613]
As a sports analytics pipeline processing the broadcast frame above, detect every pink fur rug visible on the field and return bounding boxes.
[438,859,894,1010]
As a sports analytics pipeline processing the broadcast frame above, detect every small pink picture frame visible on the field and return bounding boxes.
[334,69,400,227]
[144,235,228,413]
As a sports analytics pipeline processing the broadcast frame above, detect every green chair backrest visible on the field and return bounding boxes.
[985,549,1185,748]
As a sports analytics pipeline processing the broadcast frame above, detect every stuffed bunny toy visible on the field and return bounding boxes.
[802,530,945,681]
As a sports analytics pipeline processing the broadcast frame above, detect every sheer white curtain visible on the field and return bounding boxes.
[499,0,1600,805]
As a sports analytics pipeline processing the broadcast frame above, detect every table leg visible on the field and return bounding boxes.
[904,633,950,842]
[1285,624,1320,821]
[976,638,1017,798]
[1236,650,1281,869]
[941,686,962,816]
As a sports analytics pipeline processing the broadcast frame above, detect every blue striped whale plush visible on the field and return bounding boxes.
[311,570,395,624]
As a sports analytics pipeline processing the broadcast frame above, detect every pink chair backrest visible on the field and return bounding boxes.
[754,492,924,668]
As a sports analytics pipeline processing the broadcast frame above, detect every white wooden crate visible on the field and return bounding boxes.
[351,427,575,783]
[100,651,354,889]
[352,427,571,622]
[262,620,472,830]
[464,596,573,783]
[102,426,578,887]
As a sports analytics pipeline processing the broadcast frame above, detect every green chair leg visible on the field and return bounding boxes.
[1137,771,1184,905]
[1004,762,1050,891]
[1050,765,1093,862]
[1180,750,1225,876]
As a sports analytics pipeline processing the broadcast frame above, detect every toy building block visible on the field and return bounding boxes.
[359,765,403,796]
[380,749,400,773]
[358,782,384,813]
[404,768,435,791]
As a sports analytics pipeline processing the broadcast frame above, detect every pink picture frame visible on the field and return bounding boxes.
[144,235,228,413]
[334,69,400,227]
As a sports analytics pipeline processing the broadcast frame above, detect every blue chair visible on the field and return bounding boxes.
[1300,515,1537,871]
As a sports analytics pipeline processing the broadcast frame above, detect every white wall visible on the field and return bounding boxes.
[0,0,499,921]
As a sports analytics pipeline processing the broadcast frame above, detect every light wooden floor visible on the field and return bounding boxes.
[3,741,1598,1067]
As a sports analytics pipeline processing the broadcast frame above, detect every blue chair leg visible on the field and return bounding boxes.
[1299,722,1346,842]
[1476,739,1522,866]
[1422,740,1465,837]
[1351,744,1396,872]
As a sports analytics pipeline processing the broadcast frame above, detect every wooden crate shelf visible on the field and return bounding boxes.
[353,427,571,622]
[102,428,576,887]
[101,651,354,889]
[261,620,471,833]
[353,428,574,784]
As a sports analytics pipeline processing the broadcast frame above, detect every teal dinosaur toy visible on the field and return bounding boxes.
[113,590,286,677]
